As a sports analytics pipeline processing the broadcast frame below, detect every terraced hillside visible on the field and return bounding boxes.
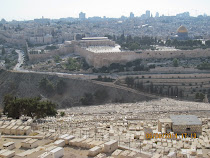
[119,73,210,101]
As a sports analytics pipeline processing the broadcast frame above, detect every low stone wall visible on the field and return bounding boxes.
[172,125,202,136]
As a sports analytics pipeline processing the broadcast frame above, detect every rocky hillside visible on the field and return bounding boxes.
[0,70,157,108]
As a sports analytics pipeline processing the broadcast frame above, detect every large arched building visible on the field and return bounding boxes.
[177,26,188,38]
[171,25,190,40]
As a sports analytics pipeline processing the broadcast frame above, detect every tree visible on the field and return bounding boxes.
[24,42,29,61]
[56,79,66,95]
[1,46,5,55]
[53,55,61,63]
[195,93,205,101]
[97,75,102,81]
[125,77,135,87]
[173,58,179,67]
[39,78,54,94]
[128,43,140,50]
[150,82,154,93]
[65,58,81,71]
[206,40,210,46]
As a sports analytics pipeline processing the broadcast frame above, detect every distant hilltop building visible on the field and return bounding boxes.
[146,10,150,18]
[70,37,137,68]
[141,10,151,19]
[34,17,50,24]
[155,12,159,18]
[130,12,134,18]
[176,12,190,18]
[171,25,190,40]
[177,25,189,39]
[0,18,7,24]
[79,12,86,20]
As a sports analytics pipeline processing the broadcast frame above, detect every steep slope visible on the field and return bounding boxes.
[0,70,157,108]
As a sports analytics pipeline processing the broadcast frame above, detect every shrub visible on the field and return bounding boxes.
[81,93,94,105]
[60,112,65,117]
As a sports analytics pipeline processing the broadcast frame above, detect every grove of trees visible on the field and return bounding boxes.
[93,59,151,73]
[80,89,109,105]
[65,58,81,71]
[195,93,205,101]
[105,34,158,50]
[3,95,57,119]
[39,78,67,95]
[105,34,210,51]
[197,62,210,70]
[94,75,115,82]
[124,77,184,98]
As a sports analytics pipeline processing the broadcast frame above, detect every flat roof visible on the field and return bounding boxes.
[159,119,173,123]
[18,126,25,129]
[1,150,15,156]
[54,139,65,144]
[3,142,14,147]
[24,126,31,130]
[22,138,32,143]
[11,126,19,129]
[59,134,69,139]
[82,37,108,40]
[27,139,38,144]
[105,140,118,145]
[86,45,122,53]
[51,147,63,153]
[0,149,7,154]
[170,115,202,126]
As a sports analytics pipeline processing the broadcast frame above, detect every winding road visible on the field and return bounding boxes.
[13,50,25,71]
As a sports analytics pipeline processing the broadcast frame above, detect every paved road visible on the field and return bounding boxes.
[13,50,25,71]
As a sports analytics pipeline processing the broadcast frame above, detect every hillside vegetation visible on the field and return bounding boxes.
[0,70,155,108]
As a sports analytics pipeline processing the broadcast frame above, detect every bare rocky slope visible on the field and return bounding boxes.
[0,70,157,108]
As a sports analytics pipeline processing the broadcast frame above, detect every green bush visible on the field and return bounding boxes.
[65,58,81,71]
[60,112,65,117]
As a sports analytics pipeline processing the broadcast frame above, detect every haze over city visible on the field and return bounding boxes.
[1,0,210,21]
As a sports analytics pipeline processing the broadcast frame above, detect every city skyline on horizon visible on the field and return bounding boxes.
[1,0,210,21]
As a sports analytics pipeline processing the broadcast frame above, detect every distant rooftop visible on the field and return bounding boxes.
[82,37,108,41]
[170,115,201,126]
[86,45,122,53]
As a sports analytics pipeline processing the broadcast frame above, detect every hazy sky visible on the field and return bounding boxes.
[1,0,210,21]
